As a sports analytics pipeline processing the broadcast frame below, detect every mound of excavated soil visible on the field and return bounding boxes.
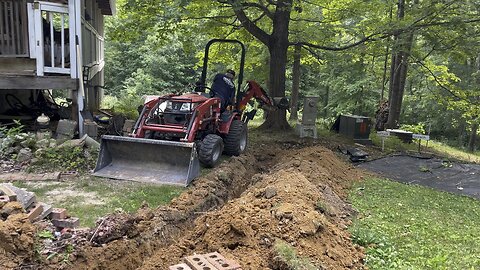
[0,202,36,269]
[140,146,364,269]
[36,140,365,270]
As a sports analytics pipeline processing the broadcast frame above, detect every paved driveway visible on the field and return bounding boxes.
[358,155,480,199]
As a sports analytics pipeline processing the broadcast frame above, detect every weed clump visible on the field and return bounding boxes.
[29,146,98,173]
[270,241,318,270]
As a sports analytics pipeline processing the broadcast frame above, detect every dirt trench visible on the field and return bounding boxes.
[44,139,365,269]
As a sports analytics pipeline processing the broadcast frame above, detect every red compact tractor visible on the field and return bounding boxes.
[94,39,287,186]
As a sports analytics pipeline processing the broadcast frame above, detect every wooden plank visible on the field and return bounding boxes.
[27,2,35,58]
[44,66,70,74]
[5,183,36,209]
[0,185,17,201]
[34,202,53,222]
[49,12,54,67]
[61,13,64,68]
[0,74,78,89]
[0,2,4,54]
[14,2,23,54]
[0,57,35,73]
[26,203,44,222]
[0,172,61,182]
[4,1,9,54]
[21,0,28,55]
[8,1,13,54]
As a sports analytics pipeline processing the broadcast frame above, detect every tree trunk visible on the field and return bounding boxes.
[468,121,478,152]
[259,0,292,130]
[381,6,393,101]
[386,0,415,129]
[289,44,301,121]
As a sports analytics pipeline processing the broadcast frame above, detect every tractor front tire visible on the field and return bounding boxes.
[223,120,247,156]
[199,134,224,167]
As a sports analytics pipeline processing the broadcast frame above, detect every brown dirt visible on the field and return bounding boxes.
[16,135,367,269]
[0,202,37,269]
[65,140,365,270]
[140,146,364,270]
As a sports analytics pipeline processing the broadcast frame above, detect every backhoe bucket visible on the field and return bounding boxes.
[93,135,199,186]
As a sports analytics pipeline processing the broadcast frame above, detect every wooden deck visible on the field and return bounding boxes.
[0,74,78,89]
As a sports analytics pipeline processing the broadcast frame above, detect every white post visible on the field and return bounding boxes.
[74,0,84,136]
[27,3,36,59]
[61,14,65,68]
[49,12,54,67]
[68,0,76,79]
[33,2,44,76]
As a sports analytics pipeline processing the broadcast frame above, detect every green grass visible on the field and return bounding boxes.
[13,177,183,227]
[370,132,419,153]
[349,178,480,270]
[273,241,317,270]
[428,141,480,163]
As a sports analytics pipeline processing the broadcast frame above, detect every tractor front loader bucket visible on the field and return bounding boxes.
[93,135,199,186]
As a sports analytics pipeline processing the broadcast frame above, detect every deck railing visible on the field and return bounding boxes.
[32,1,74,76]
[0,0,29,57]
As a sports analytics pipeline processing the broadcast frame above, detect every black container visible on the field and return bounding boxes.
[338,115,372,143]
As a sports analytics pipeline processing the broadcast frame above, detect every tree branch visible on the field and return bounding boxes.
[294,33,382,51]
[224,0,271,45]
[413,58,480,105]
[302,46,324,64]
[241,2,274,19]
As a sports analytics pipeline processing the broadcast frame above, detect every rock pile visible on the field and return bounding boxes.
[0,183,85,269]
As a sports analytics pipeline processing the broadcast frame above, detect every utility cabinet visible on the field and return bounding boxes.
[297,97,319,139]
[338,115,371,143]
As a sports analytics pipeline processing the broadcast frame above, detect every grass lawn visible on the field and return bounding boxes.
[13,177,183,227]
[349,178,480,270]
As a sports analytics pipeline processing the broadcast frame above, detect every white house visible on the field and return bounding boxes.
[0,0,115,135]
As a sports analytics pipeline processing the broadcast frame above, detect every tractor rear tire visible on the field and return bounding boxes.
[223,120,247,156]
[199,134,224,167]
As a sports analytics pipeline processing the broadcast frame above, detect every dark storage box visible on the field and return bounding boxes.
[338,115,371,143]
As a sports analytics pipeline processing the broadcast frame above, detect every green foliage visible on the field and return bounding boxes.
[400,123,426,134]
[0,121,35,160]
[37,230,55,240]
[29,146,98,173]
[350,178,480,269]
[370,133,417,153]
[273,241,318,270]
[104,0,480,142]
[1,120,24,137]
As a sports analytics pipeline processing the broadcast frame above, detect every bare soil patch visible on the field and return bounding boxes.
[0,202,36,269]
[2,134,367,269]
[67,139,365,269]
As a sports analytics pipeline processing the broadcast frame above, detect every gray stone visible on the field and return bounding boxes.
[35,139,50,149]
[49,139,57,148]
[17,148,32,162]
[2,184,36,209]
[34,148,45,157]
[264,187,277,199]
[56,119,77,140]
